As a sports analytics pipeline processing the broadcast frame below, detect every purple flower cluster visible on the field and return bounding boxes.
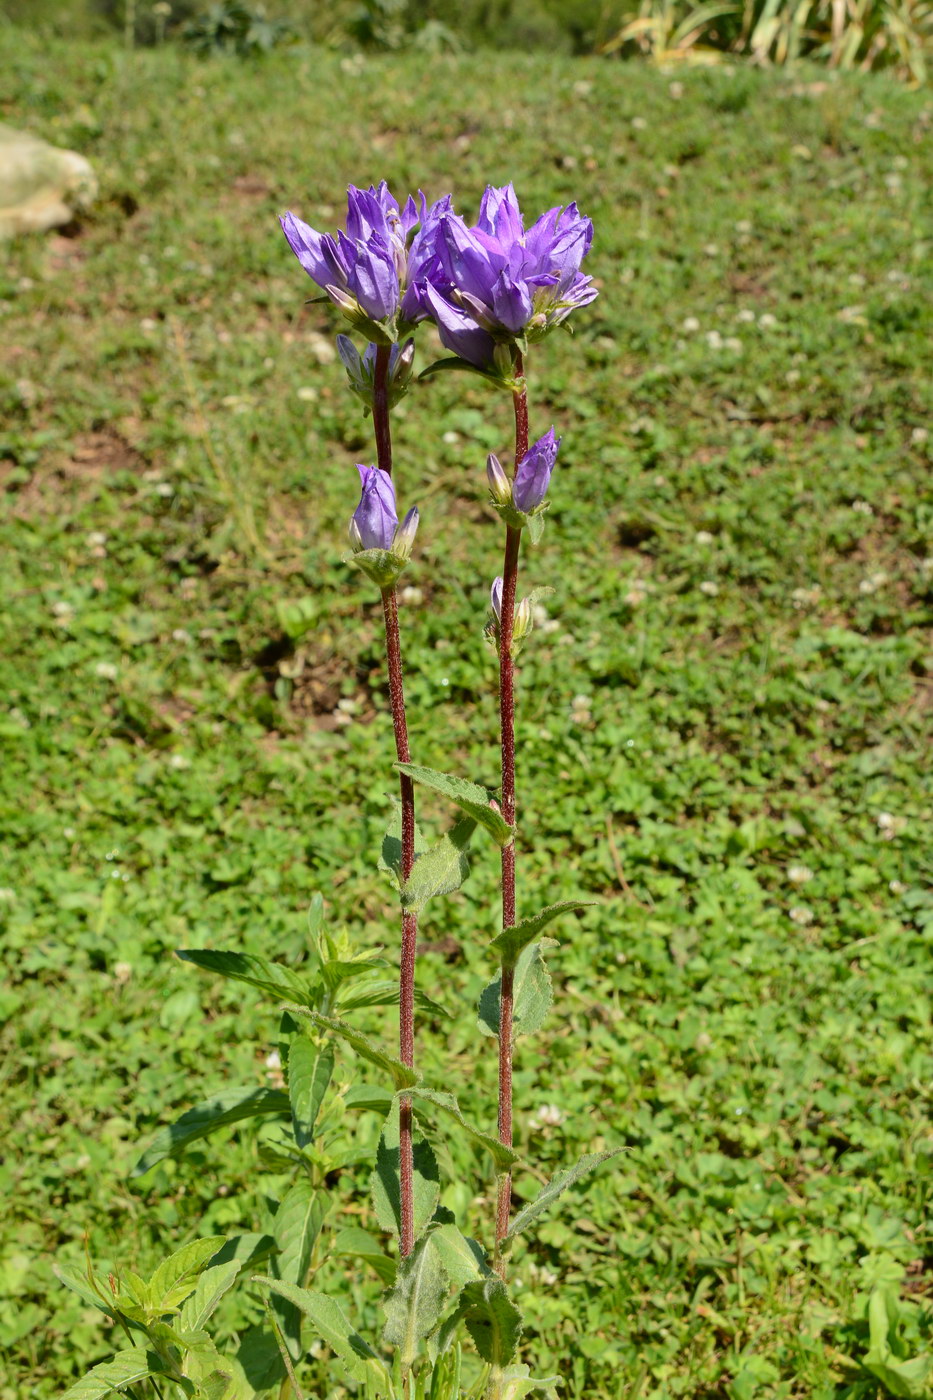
[281,181,596,371]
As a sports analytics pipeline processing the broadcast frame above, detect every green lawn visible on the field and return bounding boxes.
[1,31,931,1400]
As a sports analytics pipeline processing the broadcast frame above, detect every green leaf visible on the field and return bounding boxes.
[180,1260,242,1332]
[864,1285,933,1398]
[331,1226,396,1285]
[178,949,314,1005]
[526,512,546,545]
[192,1371,232,1400]
[491,902,595,967]
[428,1223,489,1288]
[371,1112,440,1240]
[383,1229,451,1369]
[253,1279,391,1392]
[287,1033,333,1148]
[344,1082,394,1114]
[379,797,429,880]
[211,1233,278,1271]
[478,941,555,1040]
[450,1279,523,1367]
[150,1236,225,1311]
[270,1180,326,1358]
[406,1087,520,1171]
[60,1349,170,1400]
[488,1364,561,1400]
[401,816,477,913]
[418,356,520,391]
[235,1326,286,1394]
[504,1150,626,1244]
[337,978,452,1020]
[286,1009,419,1090]
[395,764,514,847]
[132,1087,290,1177]
[54,1263,117,1318]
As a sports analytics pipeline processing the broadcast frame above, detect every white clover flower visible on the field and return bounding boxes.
[531,1104,564,1128]
[168,753,190,770]
[95,662,118,680]
[0,888,15,903]
[695,530,715,545]
[911,427,928,446]
[758,313,777,329]
[787,864,814,885]
[736,309,756,324]
[705,330,723,349]
[724,336,744,353]
[264,1049,281,1071]
[851,500,873,515]
[699,580,719,596]
[789,906,814,926]
[113,962,133,984]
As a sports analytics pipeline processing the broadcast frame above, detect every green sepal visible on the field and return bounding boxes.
[346,547,410,589]
[59,1349,174,1400]
[371,1112,440,1240]
[418,356,522,393]
[252,1279,392,1392]
[400,817,476,913]
[503,1149,626,1245]
[478,941,556,1041]
[526,508,548,545]
[285,1008,419,1090]
[491,901,595,968]
[177,949,315,1006]
[402,1087,521,1172]
[382,1227,451,1369]
[132,1087,290,1177]
[395,764,514,847]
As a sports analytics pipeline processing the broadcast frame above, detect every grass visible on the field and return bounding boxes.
[1,29,931,1400]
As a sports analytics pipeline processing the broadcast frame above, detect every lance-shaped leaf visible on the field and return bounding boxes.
[379,797,428,881]
[178,950,314,1005]
[490,901,596,968]
[478,941,555,1041]
[150,1236,226,1311]
[60,1349,172,1400]
[382,1229,450,1369]
[54,1263,117,1319]
[504,1149,626,1244]
[132,1087,290,1177]
[180,1260,242,1332]
[395,764,514,847]
[438,1278,523,1367]
[286,1009,419,1090]
[488,1364,562,1400]
[211,1233,278,1271]
[405,1087,520,1171]
[344,1082,394,1114]
[337,978,452,1020]
[253,1279,391,1392]
[331,1227,396,1286]
[270,1179,326,1358]
[428,1223,489,1288]
[286,1033,333,1148]
[235,1326,286,1394]
[371,1113,440,1239]
[400,816,477,913]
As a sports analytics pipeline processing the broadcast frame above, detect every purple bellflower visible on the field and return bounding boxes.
[281,182,452,339]
[512,428,561,514]
[349,465,419,563]
[425,183,597,366]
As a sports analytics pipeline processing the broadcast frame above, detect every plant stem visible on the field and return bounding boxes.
[372,342,416,1260]
[494,356,528,1264]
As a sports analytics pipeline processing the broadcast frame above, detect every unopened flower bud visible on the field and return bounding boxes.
[350,464,397,551]
[327,285,360,318]
[490,577,503,622]
[513,428,560,514]
[513,596,534,642]
[394,337,415,388]
[486,454,512,506]
[392,506,419,561]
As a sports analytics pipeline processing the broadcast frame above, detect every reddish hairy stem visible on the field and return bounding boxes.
[495,360,528,1264]
[372,346,415,1260]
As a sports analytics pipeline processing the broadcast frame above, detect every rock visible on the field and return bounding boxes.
[0,123,97,237]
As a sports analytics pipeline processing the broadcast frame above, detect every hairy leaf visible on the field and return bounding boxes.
[150,1236,225,1311]
[177,949,313,1004]
[488,1363,562,1400]
[440,1279,523,1367]
[478,941,555,1040]
[211,1233,278,1271]
[383,1229,450,1368]
[180,1260,242,1332]
[337,978,452,1020]
[60,1349,170,1400]
[407,1087,520,1171]
[491,901,595,967]
[54,1263,117,1319]
[132,1087,290,1177]
[286,1009,419,1090]
[371,1113,440,1239]
[331,1226,396,1285]
[287,1033,333,1148]
[395,763,514,846]
[428,1223,489,1288]
[270,1180,326,1358]
[401,816,477,913]
[253,1279,391,1391]
[505,1150,626,1243]
[344,1082,394,1114]
[235,1326,286,1394]
[379,797,428,881]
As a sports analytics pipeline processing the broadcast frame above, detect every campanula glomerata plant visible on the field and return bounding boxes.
[59,180,616,1400]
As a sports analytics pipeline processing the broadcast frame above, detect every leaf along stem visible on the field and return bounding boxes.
[495,352,528,1267]
[373,345,416,1261]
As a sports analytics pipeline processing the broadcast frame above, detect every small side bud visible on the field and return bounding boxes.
[493,342,514,380]
[490,577,503,622]
[326,285,360,317]
[513,596,534,642]
[486,454,512,507]
[392,506,419,562]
